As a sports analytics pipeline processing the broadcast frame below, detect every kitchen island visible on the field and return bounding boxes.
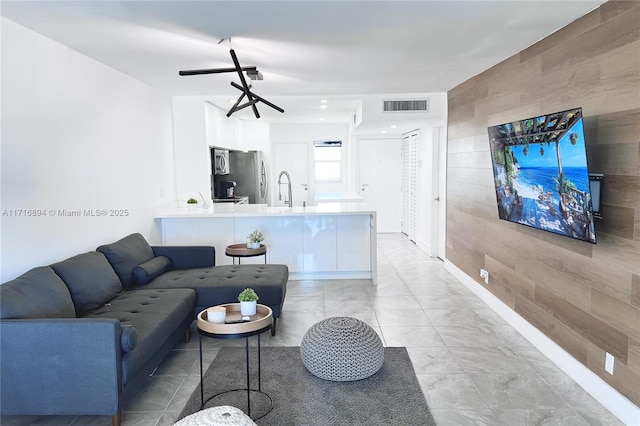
[154,203,377,283]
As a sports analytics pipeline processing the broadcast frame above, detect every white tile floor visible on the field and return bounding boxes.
[1,234,624,425]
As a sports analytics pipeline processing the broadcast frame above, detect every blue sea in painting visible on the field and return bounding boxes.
[515,166,590,200]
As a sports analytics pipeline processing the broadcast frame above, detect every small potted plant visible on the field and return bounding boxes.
[187,197,198,211]
[247,230,264,249]
[238,288,259,316]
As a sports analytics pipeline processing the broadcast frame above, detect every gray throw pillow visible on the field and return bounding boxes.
[132,256,173,285]
[51,252,123,316]
[0,266,76,319]
[96,233,155,288]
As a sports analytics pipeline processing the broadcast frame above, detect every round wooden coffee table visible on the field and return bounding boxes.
[196,304,273,420]
[225,244,267,264]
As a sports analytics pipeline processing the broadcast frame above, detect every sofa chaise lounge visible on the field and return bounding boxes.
[0,233,288,425]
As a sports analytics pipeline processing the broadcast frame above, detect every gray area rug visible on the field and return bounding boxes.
[178,346,436,425]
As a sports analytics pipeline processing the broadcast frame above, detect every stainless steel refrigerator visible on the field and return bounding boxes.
[227,150,269,204]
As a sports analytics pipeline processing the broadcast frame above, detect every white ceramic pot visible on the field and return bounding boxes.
[207,306,226,323]
[250,242,260,249]
[240,301,257,316]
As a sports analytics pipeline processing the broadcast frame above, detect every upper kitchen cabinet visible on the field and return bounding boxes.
[206,101,238,150]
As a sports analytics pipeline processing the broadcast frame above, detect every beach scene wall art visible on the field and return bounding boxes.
[488,107,597,244]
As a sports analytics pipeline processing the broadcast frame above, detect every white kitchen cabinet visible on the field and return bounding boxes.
[336,215,370,271]
[268,216,304,272]
[302,216,337,272]
[156,203,376,281]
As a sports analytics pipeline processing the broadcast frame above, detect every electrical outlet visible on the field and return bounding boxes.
[605,352,615,375]
[479,269,489,284]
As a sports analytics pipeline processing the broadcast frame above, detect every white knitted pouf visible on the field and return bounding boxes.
[174,405,257,426]
[300,316,384,381]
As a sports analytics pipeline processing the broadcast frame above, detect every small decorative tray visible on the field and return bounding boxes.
[197,303,273,335]
[225,244,266,256]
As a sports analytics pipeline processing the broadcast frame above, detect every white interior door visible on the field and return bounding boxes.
[357,138,402,233]
[401,136,410,236]
[401,133,419,241]
[273,143,309,207]
[437,127,447,259]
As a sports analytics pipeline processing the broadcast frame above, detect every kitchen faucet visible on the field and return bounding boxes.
[277,170,292,207]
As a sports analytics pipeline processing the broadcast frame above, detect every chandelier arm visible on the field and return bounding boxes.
[228,99,260,115]
[229,49,260,119]
[230,82,284,113]
[178,66,257,76]
[226,92,247,117]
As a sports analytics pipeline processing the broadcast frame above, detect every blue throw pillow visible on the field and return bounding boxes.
[97,233,155,288]
[132,256,173,285]
[51,252,123,316]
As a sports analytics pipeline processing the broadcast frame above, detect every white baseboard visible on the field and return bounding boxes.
[288,271,371,281]
[444,259,640,426]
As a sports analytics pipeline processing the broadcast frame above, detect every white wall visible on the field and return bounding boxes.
[270,122,351,201]
[172,96,209,204]
[0,18,174,282]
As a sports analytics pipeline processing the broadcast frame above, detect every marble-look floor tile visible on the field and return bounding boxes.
[493,408,591,426]
[123,375,186,412]
[512,346,564,376]
[324,297,373,312]
[282,294,325,311]
[407,347,466,374]
[323,308,379,327]
[539,373,625,426]
[374,308,432,326]
[370,294,423,310]
[462,294,491,309]
[367,283,414,297]
[424,308,488,326]
[284,280,325,297]
[429,408,498,425]
[450,346,533,374]
[472,307,508,326]
[435,324,507,347]
[381,326,446,347]
[490,325,534,347]
[469,372,570,411]
[417,373,489,409]
[151,348,200,376]
[415,294,471,309]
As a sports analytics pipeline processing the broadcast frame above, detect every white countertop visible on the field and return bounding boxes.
[154,202,376,218]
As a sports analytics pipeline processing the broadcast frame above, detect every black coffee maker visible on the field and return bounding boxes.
[220,181,237,198]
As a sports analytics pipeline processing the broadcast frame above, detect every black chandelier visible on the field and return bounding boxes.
[179,43,284,119]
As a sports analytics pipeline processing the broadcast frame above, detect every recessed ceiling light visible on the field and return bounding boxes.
[320,105,328,109]
[319,117,325,121]
[381,130,387,134]
[320,99,328,103]
[390,124,397,129]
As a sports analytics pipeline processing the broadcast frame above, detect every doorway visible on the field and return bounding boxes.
[357,138,402,233]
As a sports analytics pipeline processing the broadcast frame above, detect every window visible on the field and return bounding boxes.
[314,141,342,182]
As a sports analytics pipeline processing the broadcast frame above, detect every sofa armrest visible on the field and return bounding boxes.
[152,246,216,269]
[0,318,123,416]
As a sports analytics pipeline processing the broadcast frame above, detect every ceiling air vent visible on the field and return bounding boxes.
[383,99,429,113]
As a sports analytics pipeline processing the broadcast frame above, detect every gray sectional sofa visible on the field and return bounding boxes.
[0,233,288,426]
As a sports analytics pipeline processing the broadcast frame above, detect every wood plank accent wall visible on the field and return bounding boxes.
[446,1,640,406]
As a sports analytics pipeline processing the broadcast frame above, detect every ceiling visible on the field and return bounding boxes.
[1,1,605,135]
